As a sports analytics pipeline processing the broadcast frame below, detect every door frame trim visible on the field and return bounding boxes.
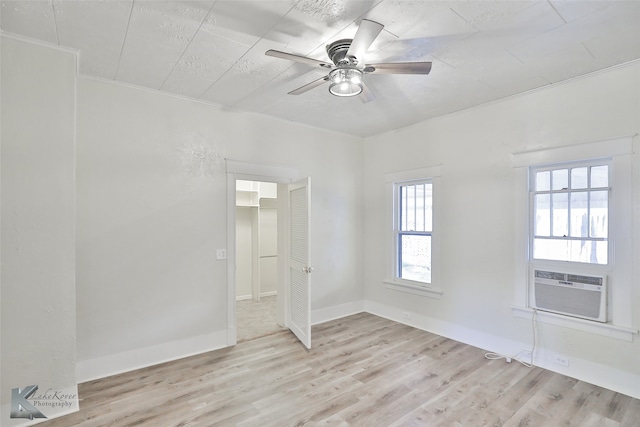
[225,160,298,346]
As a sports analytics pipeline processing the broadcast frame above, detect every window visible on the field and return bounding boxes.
[511,136,635,341]
[530,161,610,265]
[395,180,432,283]
[384,165,441,298]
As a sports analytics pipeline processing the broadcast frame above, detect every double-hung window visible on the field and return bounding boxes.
[385,165,441,298]
[531,161,610,265]
[395,179,433,284]
[512,135,635,340]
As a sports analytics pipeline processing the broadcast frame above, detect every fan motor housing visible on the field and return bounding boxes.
[326,39,354,65]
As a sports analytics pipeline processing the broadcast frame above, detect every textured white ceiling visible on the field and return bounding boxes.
[2,0,640,137]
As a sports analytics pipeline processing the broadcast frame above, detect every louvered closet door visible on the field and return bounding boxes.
[288,177,311,349]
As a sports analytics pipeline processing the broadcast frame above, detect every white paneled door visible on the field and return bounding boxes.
[288,178,311,349]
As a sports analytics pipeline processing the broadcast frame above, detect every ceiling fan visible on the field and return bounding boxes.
[265,19,432,102]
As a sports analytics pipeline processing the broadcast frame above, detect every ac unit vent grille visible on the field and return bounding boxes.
[566,274,603,286]
[534,270,603,286]
[534,270,565,281]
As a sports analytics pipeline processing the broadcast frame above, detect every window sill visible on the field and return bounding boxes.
[511,306,637,342]
[384,280,443,299]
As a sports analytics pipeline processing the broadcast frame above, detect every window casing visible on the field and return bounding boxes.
[395,180,433,284]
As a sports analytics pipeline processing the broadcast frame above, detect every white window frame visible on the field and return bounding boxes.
[511,136,637,341]
[529,158,611,268]
[384,165,442,298]
[395,178,433,283]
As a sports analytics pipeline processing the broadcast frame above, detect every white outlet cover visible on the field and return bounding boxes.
[553,354,570,367]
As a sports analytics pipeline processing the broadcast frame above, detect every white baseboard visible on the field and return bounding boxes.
[364,299,640,400]
[260,291,277,298]
[311,300,365,325]
[76,330,228,383]
[236,291,277,301]
[532,349,640,400]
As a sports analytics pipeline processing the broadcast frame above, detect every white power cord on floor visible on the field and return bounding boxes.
[484,308,538,368]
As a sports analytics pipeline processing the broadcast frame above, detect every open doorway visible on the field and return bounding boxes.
[235,180,285,342]
[226,160,311,349]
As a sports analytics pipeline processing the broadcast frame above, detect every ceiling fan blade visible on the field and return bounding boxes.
[359,82,376,104]
[266,49,333,69]
[364,62,432,74]
[346,19,384,63]
[288,76,330,95]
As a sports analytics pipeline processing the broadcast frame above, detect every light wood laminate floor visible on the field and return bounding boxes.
[40,313,640,426]
[236,296,285,343]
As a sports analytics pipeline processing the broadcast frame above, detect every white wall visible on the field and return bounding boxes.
[234,204,277,300]
[75,76,364,380]
[235,206,255,299]
[1,36,79,422]
[259,205,278,296]
[363,62,640,398]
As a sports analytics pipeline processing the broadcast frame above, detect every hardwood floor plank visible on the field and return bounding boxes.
[38,313,640,427]
[525,371,579,420]
[621,392,640,426]
[581,412,621,427]
[502,407,551,427]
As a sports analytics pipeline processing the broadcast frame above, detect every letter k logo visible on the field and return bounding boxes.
[10,385,47,419]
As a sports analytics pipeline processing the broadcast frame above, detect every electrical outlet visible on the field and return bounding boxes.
[402,312,410,319]
[216,249,227,260]
[554,354,569,367]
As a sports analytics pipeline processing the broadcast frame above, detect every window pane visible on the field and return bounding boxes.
[569,192,588,237]
[534,194,550,236]
[536,171,550,191]
[415,184,425,232]
[591,165,608,188]
[424,183,433,231]
[552,169,568,190]
[399,234,431,283]
[424,183,433,232]
[398,185,413,230]
[406,186,415,231]
[571,167,588,189]
[533,238,568,262]
[590,191,608,238]
[552,193,568,237]
[399,188,404,229]
[400,183,432,232]
[533,238,607,264]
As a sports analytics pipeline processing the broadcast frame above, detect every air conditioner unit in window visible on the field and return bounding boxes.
[532,270,607,322]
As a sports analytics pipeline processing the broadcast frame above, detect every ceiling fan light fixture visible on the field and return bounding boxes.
[328,68,363,97]
[267,19,431,100]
